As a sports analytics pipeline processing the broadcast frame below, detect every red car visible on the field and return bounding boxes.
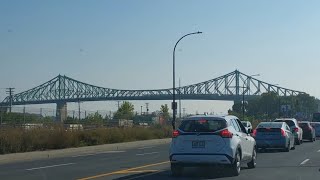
[298,121,316,142]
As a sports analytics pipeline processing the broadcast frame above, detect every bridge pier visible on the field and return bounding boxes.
[56,102,67,122]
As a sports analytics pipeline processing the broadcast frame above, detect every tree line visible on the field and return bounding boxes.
[229,92,319,121]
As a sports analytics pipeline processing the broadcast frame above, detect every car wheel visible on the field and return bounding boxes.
[310,138,313,142]
[171,164,183,177]
[247,148,257,169]
[230,150,241,176]
[284,141,290,152]
[291,142,295,150]
[296,139,301,145]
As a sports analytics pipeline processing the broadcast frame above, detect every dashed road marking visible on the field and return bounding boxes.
[300,159,310,165]
[136,152,159,156]
[72,151,125,158]
[26,163,76,171]
[138,146,155,150]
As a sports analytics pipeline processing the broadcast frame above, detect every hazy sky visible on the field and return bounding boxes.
[1,0,320,114]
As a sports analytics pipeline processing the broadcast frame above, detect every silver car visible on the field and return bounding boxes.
[254,122,295,152]
[169,115,256,177]
[274,118,303,145]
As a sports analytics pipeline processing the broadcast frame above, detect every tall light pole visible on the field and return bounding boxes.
[242,74,260,121]
[179,78,182,119]
[272,84,280,117]
[172,31,202,130]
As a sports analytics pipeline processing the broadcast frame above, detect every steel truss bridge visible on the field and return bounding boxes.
[1,70,305,106]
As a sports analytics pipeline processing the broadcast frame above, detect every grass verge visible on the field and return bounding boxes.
[0,125,172,154]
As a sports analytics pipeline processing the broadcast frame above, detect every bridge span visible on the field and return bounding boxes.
[0,70,305,121]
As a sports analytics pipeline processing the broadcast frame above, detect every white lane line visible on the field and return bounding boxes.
[136,152,159,156]
[72,151,125,158]
[26,163,76,171]
[138,146,155,150]
[300,159,310,165]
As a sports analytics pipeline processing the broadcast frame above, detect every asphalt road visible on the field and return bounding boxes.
[1,140,320,180]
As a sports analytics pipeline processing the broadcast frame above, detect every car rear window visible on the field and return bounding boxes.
[299,123,309,129]
[311,123,320,128]
[257,128,281,132]
[257,122,283,129]
[275,120,295,127]
[242,122,248,126]
[179,119,227,132]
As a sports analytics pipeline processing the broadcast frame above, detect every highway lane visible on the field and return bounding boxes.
[1,140,320,180]
[0,144,169,180]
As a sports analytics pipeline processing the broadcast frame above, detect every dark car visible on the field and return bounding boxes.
[311,122,320,138]
[298,121,316,142]
[253,122,295,152]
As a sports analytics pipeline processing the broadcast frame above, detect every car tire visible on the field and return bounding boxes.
[291,142,295,150]
[171,164,183,177]
[247,148,257,169]
[284,141,290,152]
[230,150,241,176]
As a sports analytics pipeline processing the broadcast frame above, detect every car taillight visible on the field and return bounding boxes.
[294,127,299,132]
[220,129,233,138]
[172,130,180,138]
[252,129,257,137]
[281,129,286,137]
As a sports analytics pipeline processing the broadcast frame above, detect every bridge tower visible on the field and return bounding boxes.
[56,102,67,122]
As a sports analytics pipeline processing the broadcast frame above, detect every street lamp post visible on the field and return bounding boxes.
[272,84,280,117]
[242,86,245,121]
[172,31,202,130]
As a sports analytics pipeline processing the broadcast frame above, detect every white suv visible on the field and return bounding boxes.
[169,115,256,177]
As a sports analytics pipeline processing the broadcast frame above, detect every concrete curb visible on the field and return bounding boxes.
[0,138,171,165]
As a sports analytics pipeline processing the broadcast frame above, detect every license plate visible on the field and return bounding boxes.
[192,141,205,148]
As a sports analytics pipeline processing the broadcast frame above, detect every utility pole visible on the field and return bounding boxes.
[78,100,81,123]
[6,88,15,113]
[117,101,120,110]
[182,108,186,118]
[145,103,149,115]
[140,106,143,115]
[23,106,26,125]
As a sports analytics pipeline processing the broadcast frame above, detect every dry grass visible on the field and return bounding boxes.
[0,125,172,154]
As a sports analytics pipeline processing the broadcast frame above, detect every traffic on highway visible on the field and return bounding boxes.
[0,114,319,180]
[2,1,320,180]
